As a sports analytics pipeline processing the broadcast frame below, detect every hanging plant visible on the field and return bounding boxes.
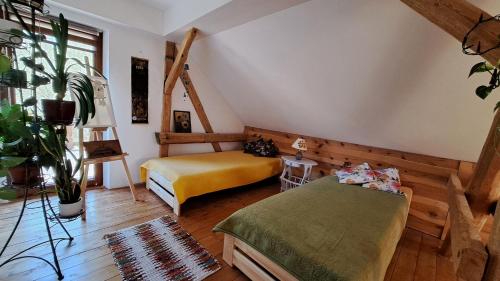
[468,61,500,111]
[462,13,500,111]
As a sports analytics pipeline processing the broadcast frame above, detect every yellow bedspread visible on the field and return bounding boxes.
[140,150,282,204]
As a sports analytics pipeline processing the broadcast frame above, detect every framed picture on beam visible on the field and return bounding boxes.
[174,110,192,133]
[131,57,148,124]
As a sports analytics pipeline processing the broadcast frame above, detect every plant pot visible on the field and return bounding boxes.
[58,198,83,217]
[42,99,76,125]
[8,165,40,185]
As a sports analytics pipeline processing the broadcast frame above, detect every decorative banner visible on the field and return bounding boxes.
[131,57,148,124]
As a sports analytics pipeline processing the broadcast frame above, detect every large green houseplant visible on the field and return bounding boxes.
[0,101,38,184]
[1,0,96,216]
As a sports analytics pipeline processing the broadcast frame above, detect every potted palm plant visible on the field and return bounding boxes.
[39,124,82,217]
[4,0,95,126]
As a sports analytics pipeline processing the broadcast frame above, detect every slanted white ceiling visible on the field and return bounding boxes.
[188,0,500,161]
[47,0,311,38]
[135,0,179,10]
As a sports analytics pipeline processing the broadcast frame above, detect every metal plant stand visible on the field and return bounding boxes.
[0,181,77,280]
[0,1,79,279]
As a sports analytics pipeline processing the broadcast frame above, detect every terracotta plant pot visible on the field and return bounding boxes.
[8,165,40,185]
[42,99,76,125]
[58,198,83,217]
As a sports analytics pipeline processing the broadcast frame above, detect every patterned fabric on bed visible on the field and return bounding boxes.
[335,162,376,184]
[362,168,403,195]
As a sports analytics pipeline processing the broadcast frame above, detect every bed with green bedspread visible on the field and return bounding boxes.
[213,176,410,281]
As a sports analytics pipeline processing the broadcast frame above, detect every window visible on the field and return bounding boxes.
[8,11,104,186]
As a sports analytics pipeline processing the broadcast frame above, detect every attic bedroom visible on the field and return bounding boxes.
[0,0,499,280]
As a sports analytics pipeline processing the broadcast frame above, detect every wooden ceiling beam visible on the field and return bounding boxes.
[401,0,500,64]
[180,69,222,152]
[163,28,198,96]
[156,132,247,145]
[159,41,177,157]
[160,28,197,157]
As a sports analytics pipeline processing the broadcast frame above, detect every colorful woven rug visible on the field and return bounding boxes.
[104,216,221,281]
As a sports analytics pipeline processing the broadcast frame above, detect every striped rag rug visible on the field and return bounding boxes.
[104,216,221,281]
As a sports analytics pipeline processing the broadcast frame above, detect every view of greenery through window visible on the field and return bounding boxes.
[15,36,97,180]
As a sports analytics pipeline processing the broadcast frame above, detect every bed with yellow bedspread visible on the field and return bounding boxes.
[140,151,282,211]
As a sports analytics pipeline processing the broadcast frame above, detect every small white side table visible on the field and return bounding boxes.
[280,156,318,192]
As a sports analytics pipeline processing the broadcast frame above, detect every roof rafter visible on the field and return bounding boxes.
[401,0,500,64]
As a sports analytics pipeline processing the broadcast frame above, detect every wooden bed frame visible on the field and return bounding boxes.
[145,170,181,215]
[222,186,413,281]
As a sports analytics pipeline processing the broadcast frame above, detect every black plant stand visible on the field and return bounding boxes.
[0,182,77,280]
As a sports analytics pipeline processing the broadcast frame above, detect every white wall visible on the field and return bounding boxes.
[50,6,244,188]
[190,0,499,162]
[47,0,164,34]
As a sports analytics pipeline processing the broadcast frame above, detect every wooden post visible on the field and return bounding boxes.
[400,0,500,65]
[159,41,177,157]
[447,174,488,281]
[484,201,500,281]
[160,29,198,157]
[466,110,500,224]
[180,69,222,152]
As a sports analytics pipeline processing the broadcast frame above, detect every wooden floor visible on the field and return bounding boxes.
[0,181,458,281]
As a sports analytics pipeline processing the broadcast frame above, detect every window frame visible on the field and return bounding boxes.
[4,9,104,187]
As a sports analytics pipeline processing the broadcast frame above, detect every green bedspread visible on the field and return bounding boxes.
[213,176,409,281]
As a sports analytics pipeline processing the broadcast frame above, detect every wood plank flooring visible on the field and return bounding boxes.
[0,180,458,281]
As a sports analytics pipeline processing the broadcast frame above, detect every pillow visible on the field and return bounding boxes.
[362,168,403,195]
[362,180,403,195]
[335,163,376,184]
[374,168,401,183]
[243,138,279,157]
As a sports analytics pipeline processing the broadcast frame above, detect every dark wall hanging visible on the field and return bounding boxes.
[131,57,148,124]
[174,110,192,133]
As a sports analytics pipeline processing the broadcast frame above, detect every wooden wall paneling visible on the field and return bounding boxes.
[244,126,460,169]
[180,69,222,152]
[466,110,500,224]
[244,126,462,238]
[400,0,500,65]
[484,201,500,281]
[157,132,247,144]
[447,173,488,281]
[159,41,177,157]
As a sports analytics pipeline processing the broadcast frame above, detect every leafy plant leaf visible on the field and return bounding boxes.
[495,101,500,112]
[476,85,493,99]
[20,57,45,73]
[0,54,11,73]
[31,74,50,87]
[469,62,494,77]
[0,187,17,201]
[22,96,37,107]
[0,156,27,168]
